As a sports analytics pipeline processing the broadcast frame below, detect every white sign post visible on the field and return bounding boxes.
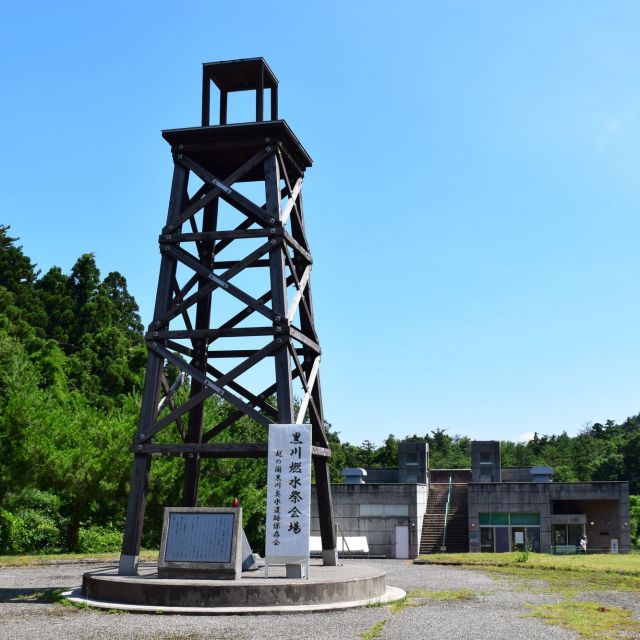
[265,423,311,579]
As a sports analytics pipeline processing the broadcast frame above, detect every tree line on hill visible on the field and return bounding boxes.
[0,224,637,555]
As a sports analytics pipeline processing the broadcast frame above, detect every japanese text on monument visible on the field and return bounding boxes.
[266,424,311,559]
[164,513,234,563]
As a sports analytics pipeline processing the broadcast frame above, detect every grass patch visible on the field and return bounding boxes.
[387,588,477,613]
[0,550,158,568]
[360,619,386,640]
[410,588,476,601]
[526,600,640,639]
[416,552,640,575]
[416,552,640,595]
[387,594,410,613]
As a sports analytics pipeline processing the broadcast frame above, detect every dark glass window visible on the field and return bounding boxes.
[480,527,494,552]
[495,527,510,552]
[510,513,540,525]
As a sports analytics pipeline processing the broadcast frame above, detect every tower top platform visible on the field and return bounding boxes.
[164,59,311,180]
[162,120,312,181]
[202,57,279,125]
[203,58,278,92]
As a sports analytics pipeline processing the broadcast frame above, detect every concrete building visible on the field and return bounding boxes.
[310,440,631,558]
[310,442,429,558]
[466,441,631,554]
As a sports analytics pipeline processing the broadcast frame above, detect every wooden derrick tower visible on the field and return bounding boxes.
[119,58,337,575]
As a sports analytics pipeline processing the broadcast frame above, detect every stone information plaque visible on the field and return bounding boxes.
[158,507,242,579]
[165,512,234,563]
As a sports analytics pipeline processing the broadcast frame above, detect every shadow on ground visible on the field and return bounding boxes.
[0,587,64,604]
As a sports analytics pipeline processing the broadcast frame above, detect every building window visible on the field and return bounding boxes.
[552,523,584,554]
[405,451,419,482]
[360,504,409,517]
[479,512,508,525]
[480,527,494,552]
[479,451,494,482]
[479,513,541,552]
[509,513,540,526]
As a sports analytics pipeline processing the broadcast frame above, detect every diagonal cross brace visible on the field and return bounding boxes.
[147,341,270,427]
[163,242,282,323]
[177,154,277,228]
[164,146,275,233]
[152,239,280,329]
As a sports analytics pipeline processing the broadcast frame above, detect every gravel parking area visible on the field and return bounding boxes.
[0,559,577,639]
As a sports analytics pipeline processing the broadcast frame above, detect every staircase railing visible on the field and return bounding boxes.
[335,523,353,559]
[441,475,453,550]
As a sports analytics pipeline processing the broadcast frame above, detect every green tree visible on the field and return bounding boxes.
[630,495,640,548]
[0,226,46,338]
[37,266,75,345]
[372,434,399,467]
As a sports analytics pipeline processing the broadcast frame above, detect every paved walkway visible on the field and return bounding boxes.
[0,559,575,639]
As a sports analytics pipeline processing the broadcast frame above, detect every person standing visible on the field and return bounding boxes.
[579,535,588,554]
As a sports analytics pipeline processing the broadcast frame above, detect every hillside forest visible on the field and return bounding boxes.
[0,225,638,554]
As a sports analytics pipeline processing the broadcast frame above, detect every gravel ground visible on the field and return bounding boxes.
[0,559,594,640]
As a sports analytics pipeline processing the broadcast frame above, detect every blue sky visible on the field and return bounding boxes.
[2,1,639,446]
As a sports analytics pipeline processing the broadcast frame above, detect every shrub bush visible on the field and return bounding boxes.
[0,508,62,554]
[77,525,122,553]
[0,489,64,554]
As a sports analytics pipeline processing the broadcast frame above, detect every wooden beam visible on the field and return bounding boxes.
[130,443,331,458]
[163,242,281,323]
[132,443,269,457]
[165,146,273,234]
[219,275,295,331]
[177,154,276,228]
[207,348,306,358]
[271,85,278,120]
[165,340,193,358]
[284,231,312,264]
[215,340,281,388]
[211,259,270,269]
[280,177,302,226]
[147,327,274,340]
[172,273,199,307]
[265,153,294,423]
[201,70,210,126]
[256,60,264,122]
[220,90,228,124]
[161,228,278,243]
[183,195,218,507]
[296,356,320,424]
[287,265,311,322]
[205,364,279,421]
[147,341,270,427]
[289,326,321,354]
[137,387,214,444]
[157,371,187,414]
[154,238,279,328]
[277,149,309,250]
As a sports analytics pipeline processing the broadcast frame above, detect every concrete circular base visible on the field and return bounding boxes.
[76,562,405,615]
